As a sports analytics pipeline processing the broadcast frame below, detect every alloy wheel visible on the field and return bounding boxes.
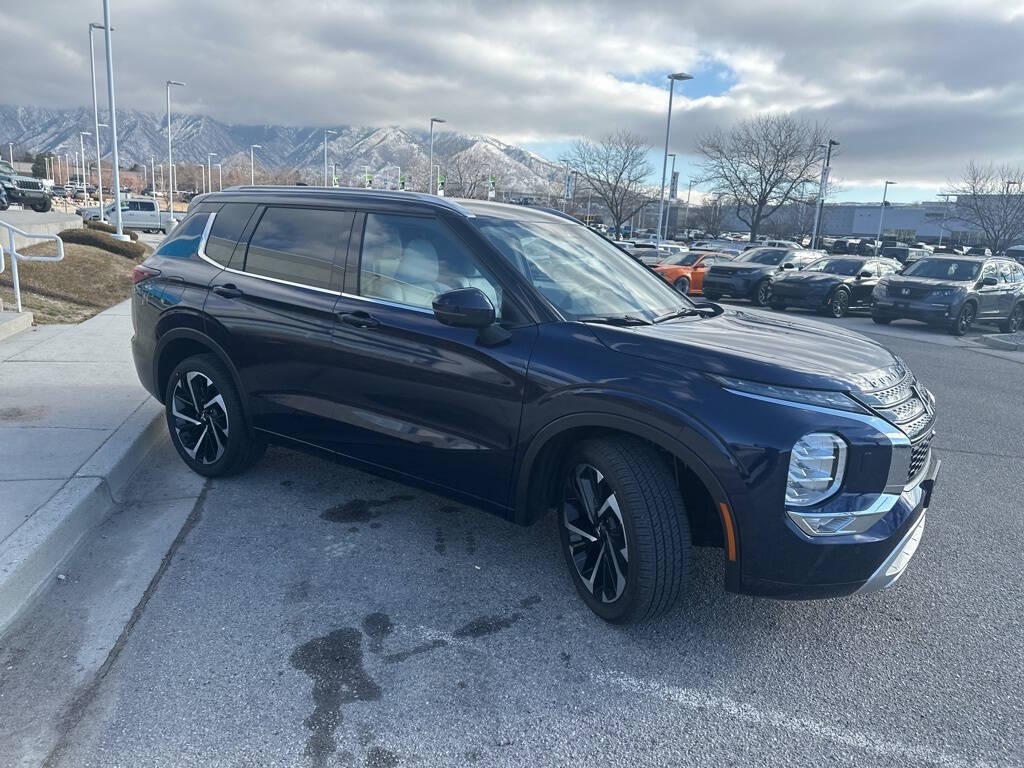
[171,371,230,465]
[831,290,849,317]
[562,463,629,603]
[675,277,690,295]
[1009,305,1024,332]
[959,303,976,333]
[755,281,771,306]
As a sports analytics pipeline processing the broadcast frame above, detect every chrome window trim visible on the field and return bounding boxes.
[339,292,434,315]
[197,211,342,297]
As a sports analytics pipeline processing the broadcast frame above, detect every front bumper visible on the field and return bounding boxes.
[873,295,960,323]
[703,275,754,297]
[771,284,831,308]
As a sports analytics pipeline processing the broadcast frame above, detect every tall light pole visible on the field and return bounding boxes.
[683,180,695,231]
[810,139,839,250]
[150,156,158,214]
[874,180,896,256]
[215,163,222,191]
[7,144,12,164]
[197,164,206,194]
[249,144,261,185]
[323,129,337,186]
[429,117,446,194]
[88,23,111,221]
[937,192,953,247]
[656,73,692,250]
[165,79,185,220]
[207,152,217,194]
[79,132,91,190]
[663,152,677,239]
[99,0,128,240]
[332,161,340,187]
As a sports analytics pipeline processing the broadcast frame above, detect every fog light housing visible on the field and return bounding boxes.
[785,433,847,507]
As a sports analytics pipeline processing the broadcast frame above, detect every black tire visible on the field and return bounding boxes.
[0,197,8,211]
[999,302,1024,333]
[164,353,265,477]
[872,315,891,325]
[673,276,690,295]
[949,301,976,336]
[557,437,692,624]
[769,297,787,311]
[751,278,772,307]
[826,287,851,318]
[31,197,52,213]
[703,291,721,301]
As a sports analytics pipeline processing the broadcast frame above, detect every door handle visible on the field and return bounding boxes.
[213,284,243,298]
[337,310,381,329]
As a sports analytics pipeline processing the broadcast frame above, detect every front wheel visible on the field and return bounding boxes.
[826,287,851,318]
[949,301,976,336]
[752,279,772,307]
[1000,302,1024,333]
[32,198,52,213]
[673,276,690,295]
[165,354,266,477]
[558,437,692,624]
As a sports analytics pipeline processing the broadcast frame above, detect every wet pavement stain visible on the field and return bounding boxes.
[362,612,394,655]
[366,746,400,767]
[453,613,523,639]
[0,405,47,421]
[434,527,446,555]
[383,638,448,664]
[289,628,382,768]
[321,494,415,524]
[518,595,541,609]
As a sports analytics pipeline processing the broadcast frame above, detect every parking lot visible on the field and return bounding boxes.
[2,311,1022,768]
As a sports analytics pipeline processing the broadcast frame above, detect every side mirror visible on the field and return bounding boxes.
[981,276,999,287]
[858,269,872,278]
[781,262,796,270]
[432,287,495,328]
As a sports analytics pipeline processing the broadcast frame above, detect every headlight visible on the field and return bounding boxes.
[711,375,865,413]
[786,432,847,508]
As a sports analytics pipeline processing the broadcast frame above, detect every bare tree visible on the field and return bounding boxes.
[695,114,827,240]
[442,151,497,199]
[948,161,1024,253]
[562,131,653,237]
[692,194,728,238]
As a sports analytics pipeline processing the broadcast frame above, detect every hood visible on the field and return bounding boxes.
[775,271,844,285]
[590,306,896,391]
[884,275,970,290]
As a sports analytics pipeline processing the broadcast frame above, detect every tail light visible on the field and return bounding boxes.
[131,264,160,284]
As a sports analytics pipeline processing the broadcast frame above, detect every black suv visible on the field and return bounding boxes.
[131,189,940,623]
[770,255,902,317]
[872,255,1024,335]
[702,247,821,306]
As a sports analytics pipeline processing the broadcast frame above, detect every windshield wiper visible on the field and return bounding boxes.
[579,314,652,326]
[653,306,718,323]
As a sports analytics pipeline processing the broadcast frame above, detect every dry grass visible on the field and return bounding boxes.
[0,241,149,323]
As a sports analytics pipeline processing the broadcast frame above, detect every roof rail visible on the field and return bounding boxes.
[221,186,476,218]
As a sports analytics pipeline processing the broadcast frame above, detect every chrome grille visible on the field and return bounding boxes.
[887,283,929,299]
[856,369,935,441]
[908,433,932,482]
[17,179,42,190]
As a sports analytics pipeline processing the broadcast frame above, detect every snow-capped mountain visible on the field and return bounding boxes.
[0,104,561,191]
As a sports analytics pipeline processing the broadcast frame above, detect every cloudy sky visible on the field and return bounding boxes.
[6,0,1024,201]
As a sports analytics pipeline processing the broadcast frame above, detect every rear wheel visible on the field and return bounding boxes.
[558,437,691,624]
[1000,302,1024,333]
[826,287,851,318]
[164,354,266,477]
[673,276,690,295]
[949,301,976,336]
[32,197,52,213]
[752,279,772,307]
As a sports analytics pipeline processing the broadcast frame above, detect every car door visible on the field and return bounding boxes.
[975,261,1003,318]
[995,261,1017,316]
[323,211,538,509]
[851,260,879,305]
[202,203,354,445]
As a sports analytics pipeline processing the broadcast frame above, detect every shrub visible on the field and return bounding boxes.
[84,219,139,241]
[57,228,146,259]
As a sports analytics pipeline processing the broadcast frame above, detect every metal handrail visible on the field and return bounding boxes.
[0,219,66,313]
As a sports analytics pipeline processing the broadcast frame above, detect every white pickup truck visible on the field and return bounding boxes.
[77,197,176,233]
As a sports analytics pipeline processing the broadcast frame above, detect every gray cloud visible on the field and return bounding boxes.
[5,0,1023,189]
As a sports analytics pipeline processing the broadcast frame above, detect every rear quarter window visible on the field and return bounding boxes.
[154,213,211,260]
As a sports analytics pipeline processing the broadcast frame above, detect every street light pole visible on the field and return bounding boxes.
[165,79,185,221]
[249,144,261,185]
[937,192,953,247]
[663,152,676,239]
[7,144,12,164]
[656,73,692,251]
[99,0,129,240]
[150,156,158,215]
[207,152,216,194]
[88,23,111,221]
[79,132,91,193]
[429,117,446,194]
[875,180,896,256]
[323,130,337,186]
[683,180,695,230]
[810,139,839,250]
[197,164,206,194]
[215,163,222,191]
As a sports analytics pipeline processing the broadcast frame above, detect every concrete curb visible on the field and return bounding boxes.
[0,311,33,342]
[975,334,1023,352]
[0,398,165,634]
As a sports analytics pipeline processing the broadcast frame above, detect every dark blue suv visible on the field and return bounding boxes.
[131,188,940,623]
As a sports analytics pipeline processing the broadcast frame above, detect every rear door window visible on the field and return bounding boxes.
[204,203,257,267]
[244,206,353,290]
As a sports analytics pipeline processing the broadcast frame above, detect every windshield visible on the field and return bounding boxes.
[903,258,981,281]
[804,258,864,275]
[739,249,786,265]
[474,217,689,322]
[0,160,14,175]
[663,252,701,266]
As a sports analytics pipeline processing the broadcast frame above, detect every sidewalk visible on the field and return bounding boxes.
[0,301,164,632]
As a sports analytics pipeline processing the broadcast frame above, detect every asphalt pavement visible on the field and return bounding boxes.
[1,314,1022,768]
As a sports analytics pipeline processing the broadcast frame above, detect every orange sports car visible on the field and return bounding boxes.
[654,251,738,295]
